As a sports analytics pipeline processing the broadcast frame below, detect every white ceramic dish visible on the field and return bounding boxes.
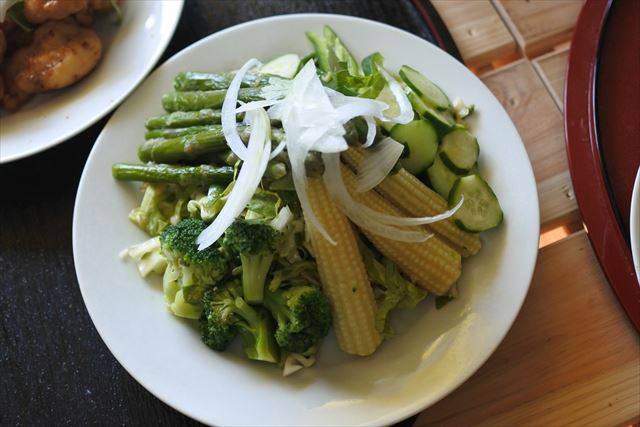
[0,0,184,163]
[73,14,540,426]
[630,167,640,281]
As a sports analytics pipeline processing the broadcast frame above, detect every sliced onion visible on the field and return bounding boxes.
[356,137,405,192]
[197,108,271,249]
[366,196,463,226]
[362,116,376,148]
[269,138,287,159]
[322,153,431,242]
[221,59,260,161]
[311,134,349,153]
[288,140,335,244]
[235,99,282,113]
[281,61,336,243]
[333,98,387,118]
[379,67,414,124]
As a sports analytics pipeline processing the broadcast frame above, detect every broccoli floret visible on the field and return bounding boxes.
[223,219,280,304]
[263,285,331,354]
[160,218,229,289]
[159,218,230,319]
[200,282,280,363]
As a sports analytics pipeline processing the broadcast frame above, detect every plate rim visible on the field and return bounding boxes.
[0,0,185,164]
[73,13,539,426]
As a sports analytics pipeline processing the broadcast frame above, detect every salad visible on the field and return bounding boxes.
[114,26,503,376]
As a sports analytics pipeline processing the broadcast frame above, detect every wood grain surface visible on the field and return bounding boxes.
[431,0,518,68]
[493,0,584,57]
[480,59,577,224]
[415,231,640,427]
[532,47,570,112]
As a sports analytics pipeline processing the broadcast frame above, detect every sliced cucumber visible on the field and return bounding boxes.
[406,89,456,133]
[399,65,450,110]
[439,129,479,174]
[448,175,503,232]
[259,54,301,79]
[423,108,456,134]
[323,26,363,76]
[390,119,439,174]
[427,155,459,199]
[306,32,331,72]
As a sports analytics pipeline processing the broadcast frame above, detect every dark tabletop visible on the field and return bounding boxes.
[0,1,456,425]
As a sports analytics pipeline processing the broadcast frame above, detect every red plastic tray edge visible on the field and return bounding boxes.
[564,0,640,331]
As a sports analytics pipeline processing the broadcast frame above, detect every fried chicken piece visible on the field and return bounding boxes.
[23,0,89,25]
[2,48,33,110]
[1,20,33,55]
[0,30,5,99]
[73,11,94,27]
[2,20,102,111]
[0,29,6,64]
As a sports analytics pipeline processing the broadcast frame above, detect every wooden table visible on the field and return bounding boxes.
[419,1,640,426]
[1,1,638,426]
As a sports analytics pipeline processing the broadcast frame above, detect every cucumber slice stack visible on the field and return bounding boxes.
[396,66,502,232]
[426,135,501,232]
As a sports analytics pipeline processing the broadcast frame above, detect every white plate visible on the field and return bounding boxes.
[73,14,539,427]
[0,0,184,163]
[631,167,640,280]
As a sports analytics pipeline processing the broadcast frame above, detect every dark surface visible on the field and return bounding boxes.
[0,1,455,426]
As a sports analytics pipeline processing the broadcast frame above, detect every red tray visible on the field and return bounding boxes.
[565,0,640,331]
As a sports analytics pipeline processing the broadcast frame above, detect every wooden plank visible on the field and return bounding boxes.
[493,0,583,57]
[431,0,518,67]
[536,169,577,224]
[539,209,583,248]
[415,231,640,427]
[481,361,640,427]
[480,59,576,224]
[533,46,570,111]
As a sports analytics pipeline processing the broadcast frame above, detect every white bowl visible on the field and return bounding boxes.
[630,167,640,280]
[73,14,539,426]
[0,0,184,163]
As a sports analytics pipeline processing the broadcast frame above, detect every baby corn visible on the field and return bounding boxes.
[341,165,462,295]
[305,177,382,356]
[342,148,482,257]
